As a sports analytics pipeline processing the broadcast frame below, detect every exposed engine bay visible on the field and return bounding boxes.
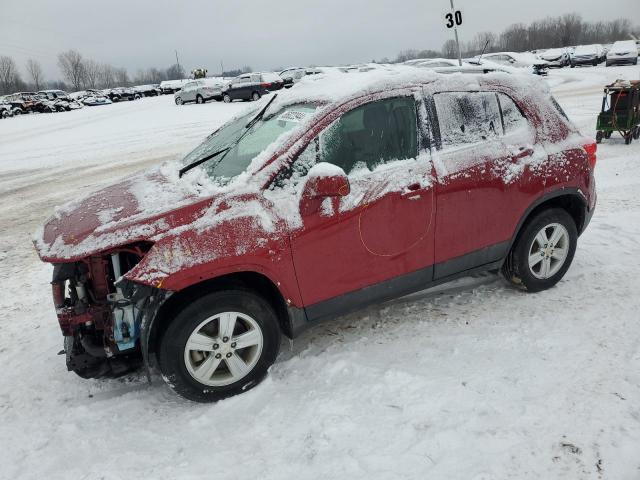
[51,244,164,378]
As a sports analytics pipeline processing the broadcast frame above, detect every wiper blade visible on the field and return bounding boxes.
[245,93,277,130]
[178,146,231,177]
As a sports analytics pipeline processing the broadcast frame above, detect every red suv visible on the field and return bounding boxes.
[35,70,596,402]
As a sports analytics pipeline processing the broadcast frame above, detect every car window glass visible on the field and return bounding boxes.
[434,92,501,147]
[251,75,261,83]
[320,97,417,174]
[496,93,528,134]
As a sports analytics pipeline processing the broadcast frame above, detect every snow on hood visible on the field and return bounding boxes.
[33,167,206,261]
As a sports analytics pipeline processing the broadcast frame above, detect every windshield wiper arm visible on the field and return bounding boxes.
[245,93,277,130]
[178,146,231,177]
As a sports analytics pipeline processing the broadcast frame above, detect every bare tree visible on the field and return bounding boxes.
[58,50,85,91]
[441,39,458,59]
[25,59,44,91]
[0,56,22,95]
[98,63,115,89]
[165,63,185,80]
[114,67,129,86]
[83,59,100,88]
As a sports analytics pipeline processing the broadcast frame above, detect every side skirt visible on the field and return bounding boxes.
[292,241,509,337]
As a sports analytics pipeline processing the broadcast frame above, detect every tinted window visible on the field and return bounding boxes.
[496,93,527,133]
[434,92,502,147]
[321,97,417,174]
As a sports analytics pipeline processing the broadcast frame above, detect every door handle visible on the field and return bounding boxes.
[401,183,422,199]
[513,147,534,160]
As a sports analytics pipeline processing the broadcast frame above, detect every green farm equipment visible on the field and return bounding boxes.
[596,79,640,145]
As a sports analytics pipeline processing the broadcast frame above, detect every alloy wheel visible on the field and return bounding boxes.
[183,311,264,387]
[527,223,570,279]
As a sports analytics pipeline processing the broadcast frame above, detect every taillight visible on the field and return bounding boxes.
[583,141,597,170]
[260,82,271,88]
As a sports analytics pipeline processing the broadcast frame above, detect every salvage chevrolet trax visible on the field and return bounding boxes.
[34,69,597,402]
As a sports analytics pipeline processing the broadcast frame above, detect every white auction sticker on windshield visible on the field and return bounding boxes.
[277,110,309,123]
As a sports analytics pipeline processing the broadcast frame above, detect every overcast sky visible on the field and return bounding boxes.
[1,0,639,80]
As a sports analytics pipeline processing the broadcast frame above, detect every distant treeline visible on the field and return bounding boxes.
[0,49,254,95]
[383,13,639,63]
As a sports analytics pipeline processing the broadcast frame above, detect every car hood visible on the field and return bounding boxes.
[34,167,210,262]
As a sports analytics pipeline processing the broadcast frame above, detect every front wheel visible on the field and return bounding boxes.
[502,208,577,293]
[158,290,281,402]
[175,97,183,105]
[196,94,204,104]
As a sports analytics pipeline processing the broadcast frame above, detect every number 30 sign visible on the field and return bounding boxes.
[445,10,462,28]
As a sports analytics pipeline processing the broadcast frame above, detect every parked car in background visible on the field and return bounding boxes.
[35,69,596,402]
[174,79,225,105]
[107,87,138,102]
[476,52,549,75]
[37,90,83,111]
[0,102,13,118]
[70,90,113,107]
[5,92,55,113]
[570,44,606,67]
[606,40,639,66]
[279,67,324,87]
[406,58,469,68]
[160,79,190,94]
[539,48,570,67]
[222,72,283,102]
[0,95,27,115]
[133,84,162,97]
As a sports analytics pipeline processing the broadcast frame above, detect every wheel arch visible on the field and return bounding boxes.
[509,188,589,252]
[148,271,295,356]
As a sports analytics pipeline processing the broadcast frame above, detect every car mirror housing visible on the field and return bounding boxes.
[299,164,350,215]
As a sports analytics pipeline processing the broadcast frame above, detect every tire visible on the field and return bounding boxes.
[223,93,232,103]
[596,131,603,144]
[604,131,612,139]
[158,289,281,402]
[175,96,183,105]
[625,132,633,145]
[634,126,640,140]
[196,94,204,104]
[592,60,598,67]
[251,91,261,101]
[502,208,577,293]
[606,61,611,67]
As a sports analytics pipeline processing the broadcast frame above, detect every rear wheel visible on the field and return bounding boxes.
[604,130,612,139]
[634,126,640,140]
[502,208,577,293]
[252,91,261,101]
[223,93,232,103]
[196,94,204,104]
[595,131,603,143]
[158,290,281,402]
[625,131,633,144]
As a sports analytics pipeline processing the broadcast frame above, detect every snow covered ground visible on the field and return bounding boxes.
[1,65,639,480]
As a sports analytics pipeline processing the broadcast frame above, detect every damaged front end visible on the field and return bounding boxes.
[51,244,168,378]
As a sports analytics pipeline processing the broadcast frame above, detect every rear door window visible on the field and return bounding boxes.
[434,92,502,147]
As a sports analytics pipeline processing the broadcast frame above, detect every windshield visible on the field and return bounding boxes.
[181,103,318,182]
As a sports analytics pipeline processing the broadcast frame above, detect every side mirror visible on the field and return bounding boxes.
[300,163,350,215]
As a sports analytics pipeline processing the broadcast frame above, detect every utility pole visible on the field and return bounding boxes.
[450,0,462,66]
[175,50,181,75]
